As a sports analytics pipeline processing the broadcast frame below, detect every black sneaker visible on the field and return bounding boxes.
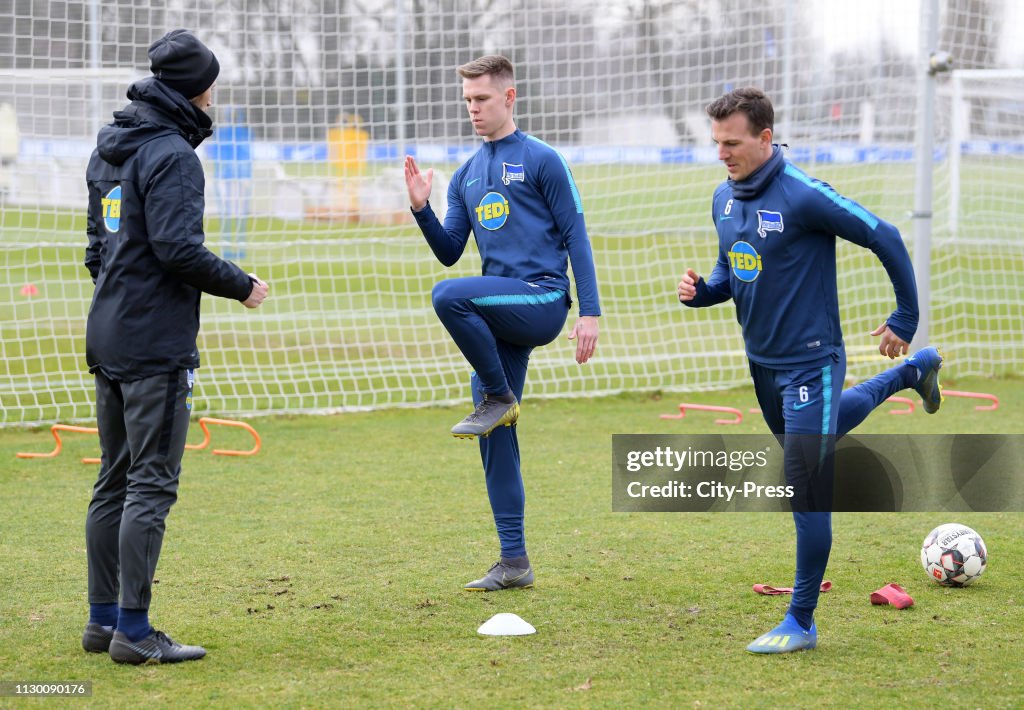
[451,395,520,439]
[82,623,114,653]
[108,629,206,665]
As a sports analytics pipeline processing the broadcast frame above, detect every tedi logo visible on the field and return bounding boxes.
[728,241,762,282]
[102,185,122,233]
[756,209,783,239]
[475,192,509,230]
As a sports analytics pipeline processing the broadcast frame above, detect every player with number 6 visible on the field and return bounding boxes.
[678,87,943,654]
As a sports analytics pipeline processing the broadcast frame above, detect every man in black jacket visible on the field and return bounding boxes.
[81,29,269,665]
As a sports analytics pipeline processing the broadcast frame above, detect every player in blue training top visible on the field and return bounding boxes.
[404,55,600,592]
[678,87,943,654]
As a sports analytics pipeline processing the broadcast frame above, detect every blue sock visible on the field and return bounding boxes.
[88,602,118,628]
[117,608,153,642]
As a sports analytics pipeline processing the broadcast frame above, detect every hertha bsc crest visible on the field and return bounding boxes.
[756,210,784,239]
[502,163,524,186]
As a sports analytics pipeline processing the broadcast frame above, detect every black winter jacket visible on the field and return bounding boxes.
[85,77,252,381]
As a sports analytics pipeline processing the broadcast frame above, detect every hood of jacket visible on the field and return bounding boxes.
[96,76,213,166]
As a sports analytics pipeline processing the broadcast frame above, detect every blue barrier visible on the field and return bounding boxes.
[19,138,1024,165]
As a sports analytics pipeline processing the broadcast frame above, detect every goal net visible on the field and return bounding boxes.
[1,0,1021,425]
[939,69,1024,376]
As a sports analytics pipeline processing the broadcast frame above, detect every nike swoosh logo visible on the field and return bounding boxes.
[718,215,733,221]
[467,178,481,187]
[121,640,159,658]
[501,569,530,585]
[793,400,817,410]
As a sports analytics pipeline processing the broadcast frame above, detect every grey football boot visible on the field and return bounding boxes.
[464,560,535,591]
[82,623,114,653]
[108,629,206,665]
[451,394,520,439]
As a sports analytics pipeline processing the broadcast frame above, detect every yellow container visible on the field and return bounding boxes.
[328,113,368,178]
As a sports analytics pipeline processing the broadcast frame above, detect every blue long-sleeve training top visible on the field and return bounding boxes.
[685,146,918,368]
[412,129,601,316]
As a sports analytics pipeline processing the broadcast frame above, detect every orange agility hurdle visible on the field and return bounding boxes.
[16,424,100,464]
[17,418,261,463]
[185,417,262,456]
[941,390,999,412]
[660,403,743,425]
[885,396,916,415]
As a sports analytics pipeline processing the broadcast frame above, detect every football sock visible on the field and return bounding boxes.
[502,554,530,569]
[494,518,526,559]
[117,608,153,642]
[788,606,814,631]
[788,512,832,631]
[89,602,118,628]
[904,361,921,383]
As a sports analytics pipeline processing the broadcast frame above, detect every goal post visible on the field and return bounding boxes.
[937,67,1024,377]
[0,68,140,208]
[947,69,1024,237]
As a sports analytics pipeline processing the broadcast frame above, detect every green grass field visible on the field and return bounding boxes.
[2,155,1022,705]
[1,378,1021,708]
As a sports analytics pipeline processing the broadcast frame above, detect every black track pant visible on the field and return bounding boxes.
[85,369,192,610]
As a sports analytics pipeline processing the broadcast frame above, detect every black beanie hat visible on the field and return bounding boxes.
[149,29,220,99]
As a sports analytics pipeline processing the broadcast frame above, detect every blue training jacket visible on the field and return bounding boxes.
[685,146,918,368]
[412,129,601,316]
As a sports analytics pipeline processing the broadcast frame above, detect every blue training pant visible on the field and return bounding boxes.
[748,349,916,627]
[432,276,569,558]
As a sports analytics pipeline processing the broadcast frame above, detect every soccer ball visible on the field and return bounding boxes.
[920,523,987,586]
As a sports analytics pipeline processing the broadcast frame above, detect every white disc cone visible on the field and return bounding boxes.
[477,612,536,636]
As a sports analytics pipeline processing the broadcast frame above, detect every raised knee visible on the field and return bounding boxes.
[431,280,464,314]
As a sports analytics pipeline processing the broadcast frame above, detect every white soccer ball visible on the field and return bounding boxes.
[920,523,987,587]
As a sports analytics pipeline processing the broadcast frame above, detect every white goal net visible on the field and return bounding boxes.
[938,68,1024,376]
[1,0,1021,425]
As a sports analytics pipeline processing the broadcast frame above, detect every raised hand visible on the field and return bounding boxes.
[404,155,433,212]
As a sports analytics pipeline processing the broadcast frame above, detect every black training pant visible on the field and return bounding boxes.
[85,369,193,610]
